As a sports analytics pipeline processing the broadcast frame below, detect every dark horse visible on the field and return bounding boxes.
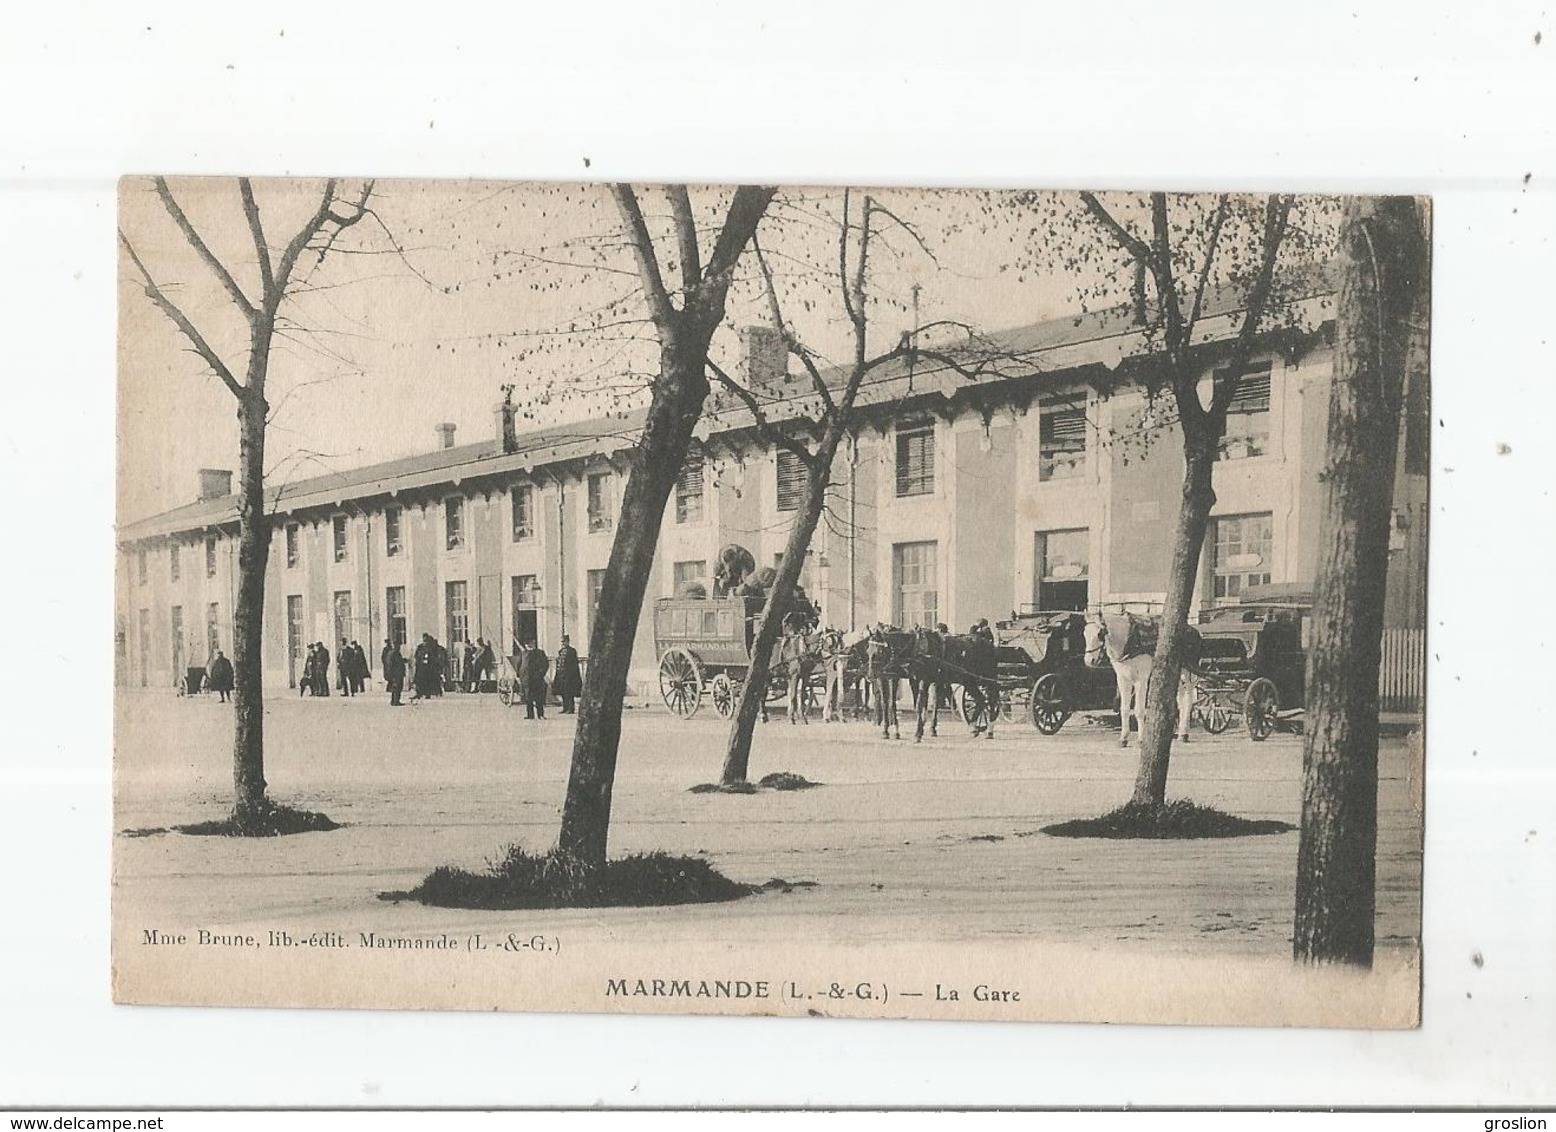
[856,626,1002,741]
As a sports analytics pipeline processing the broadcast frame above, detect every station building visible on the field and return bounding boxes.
[115,278,1428,701]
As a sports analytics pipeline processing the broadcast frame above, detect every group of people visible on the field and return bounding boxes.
[508,634,583,718]
[294,628,583,715]
[298,639,373,697]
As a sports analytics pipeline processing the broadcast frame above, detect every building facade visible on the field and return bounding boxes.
[116,286,1429,697]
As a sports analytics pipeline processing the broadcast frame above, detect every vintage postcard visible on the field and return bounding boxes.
[113,179,1427,1026]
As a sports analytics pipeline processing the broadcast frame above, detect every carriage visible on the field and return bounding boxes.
[1191,584,1311,740]
[652,596,828,719]
[985,610,1126,734]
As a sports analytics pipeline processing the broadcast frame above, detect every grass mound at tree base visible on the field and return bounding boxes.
[121,800,340,838]
[393,848,756,910]
[1041,800,1295,840]
[687,772,821,794]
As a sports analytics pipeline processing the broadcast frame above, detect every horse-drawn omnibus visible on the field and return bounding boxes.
[652,595,830,720]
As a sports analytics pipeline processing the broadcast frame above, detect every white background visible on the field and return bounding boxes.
[1,0,1553,1109]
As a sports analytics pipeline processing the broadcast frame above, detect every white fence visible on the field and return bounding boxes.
[1379,628,1426,712]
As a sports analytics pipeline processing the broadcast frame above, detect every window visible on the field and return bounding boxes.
[206,602,221,658]
[587,568,607,638]
[445,497,465,550]
[510,485,534,541]
[675,450,704,524]
[1209,513,1274,602]
[385,586,407,648]
[512,574,539,608]
[285,523,300,568]
[776,449,806,512]
[205,535,218,578]
[332,591,352,648]
[1039,401,1088,482]
[895,421,935,497]
[384,506,402,557]
[136,547,147,586]
[1217,365,1272,461]
[672,560,706,595]
[169,543,181,583]
[170,606,184,673]
[286,595,305,687]
[587,473,613,533]
[1035,529,1090,612]
[333,515,349,562]
[892,541,938,628]
[445,581,469,644]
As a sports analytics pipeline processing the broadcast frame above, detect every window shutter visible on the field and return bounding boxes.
[776,449,806,511]
[895,423,934,496]
[1228,372,1271,415]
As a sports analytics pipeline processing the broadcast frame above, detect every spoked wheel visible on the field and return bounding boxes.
[710,672,736,719]
[1244,677,1279,741]
[659,648,703,719]
[497,673,516,708]
[1195,681,1231,734]
[1028,672,1072,735]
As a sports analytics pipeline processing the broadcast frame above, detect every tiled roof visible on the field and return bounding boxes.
[118,270,1334,544]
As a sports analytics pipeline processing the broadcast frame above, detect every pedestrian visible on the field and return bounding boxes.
[337,638,353,696]
[463,640,478,693]
[350,640,369,695]
[431,637,448,696]
[476,638,496,692]
[384,641,407,706]
[380,638,395,689]
[314,642,331,697]
[552,634,582,714]
[412,634,433,700]
[524,641,551,719]
[207,649,234,703]
[299,643,315,696]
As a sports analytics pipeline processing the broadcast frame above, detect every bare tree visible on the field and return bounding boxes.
[1069,191,1299,806]
[1293,196,1429,966]
[712,191,1029,785]
[120,177,373,829]
[557,184,775,867]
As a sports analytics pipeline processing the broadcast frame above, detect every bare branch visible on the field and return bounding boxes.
[751,233,837,418]
[610,184,675,327]
[706,359,819,469]
[153,177,257,322]
[1210,194,1296,416]
[119,229,245,400]
[1079,191,1153,265]
[272,179,340,298]
[1186,194,1229,331]
[701,185,778,286]
[237,179,274,297]
[665,185,702,293]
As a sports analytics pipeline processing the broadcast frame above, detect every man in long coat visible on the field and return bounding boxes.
[207,649,235,703]
[314,642,331,697]
[384,642,407,707]
[524,643,551,719]
[412,635,433,700]
[552,635,582,714]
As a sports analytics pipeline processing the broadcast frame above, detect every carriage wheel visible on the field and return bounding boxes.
[1194,679,1231,734]
[1245,677,1278,741]
[710,673,736,719]
[659,648,703,719]
[1028,672,1072,735]
[497,673,516,708]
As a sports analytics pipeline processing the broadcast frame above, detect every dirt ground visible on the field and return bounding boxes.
[113,688,1423,959]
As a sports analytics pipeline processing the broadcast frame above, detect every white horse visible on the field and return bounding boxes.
[1083,613,1198,747]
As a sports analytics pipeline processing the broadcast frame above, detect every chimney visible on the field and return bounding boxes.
[197,468,233,501]
[495,385,519,454]
[740,324,788,389]
[436,422,457,450]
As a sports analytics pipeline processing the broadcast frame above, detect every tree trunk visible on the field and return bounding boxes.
[1293,197,1427,966]
[557,345,707,866]
[1133,439,1216,806]
[231,385,272,821]
[721,434,837,785]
